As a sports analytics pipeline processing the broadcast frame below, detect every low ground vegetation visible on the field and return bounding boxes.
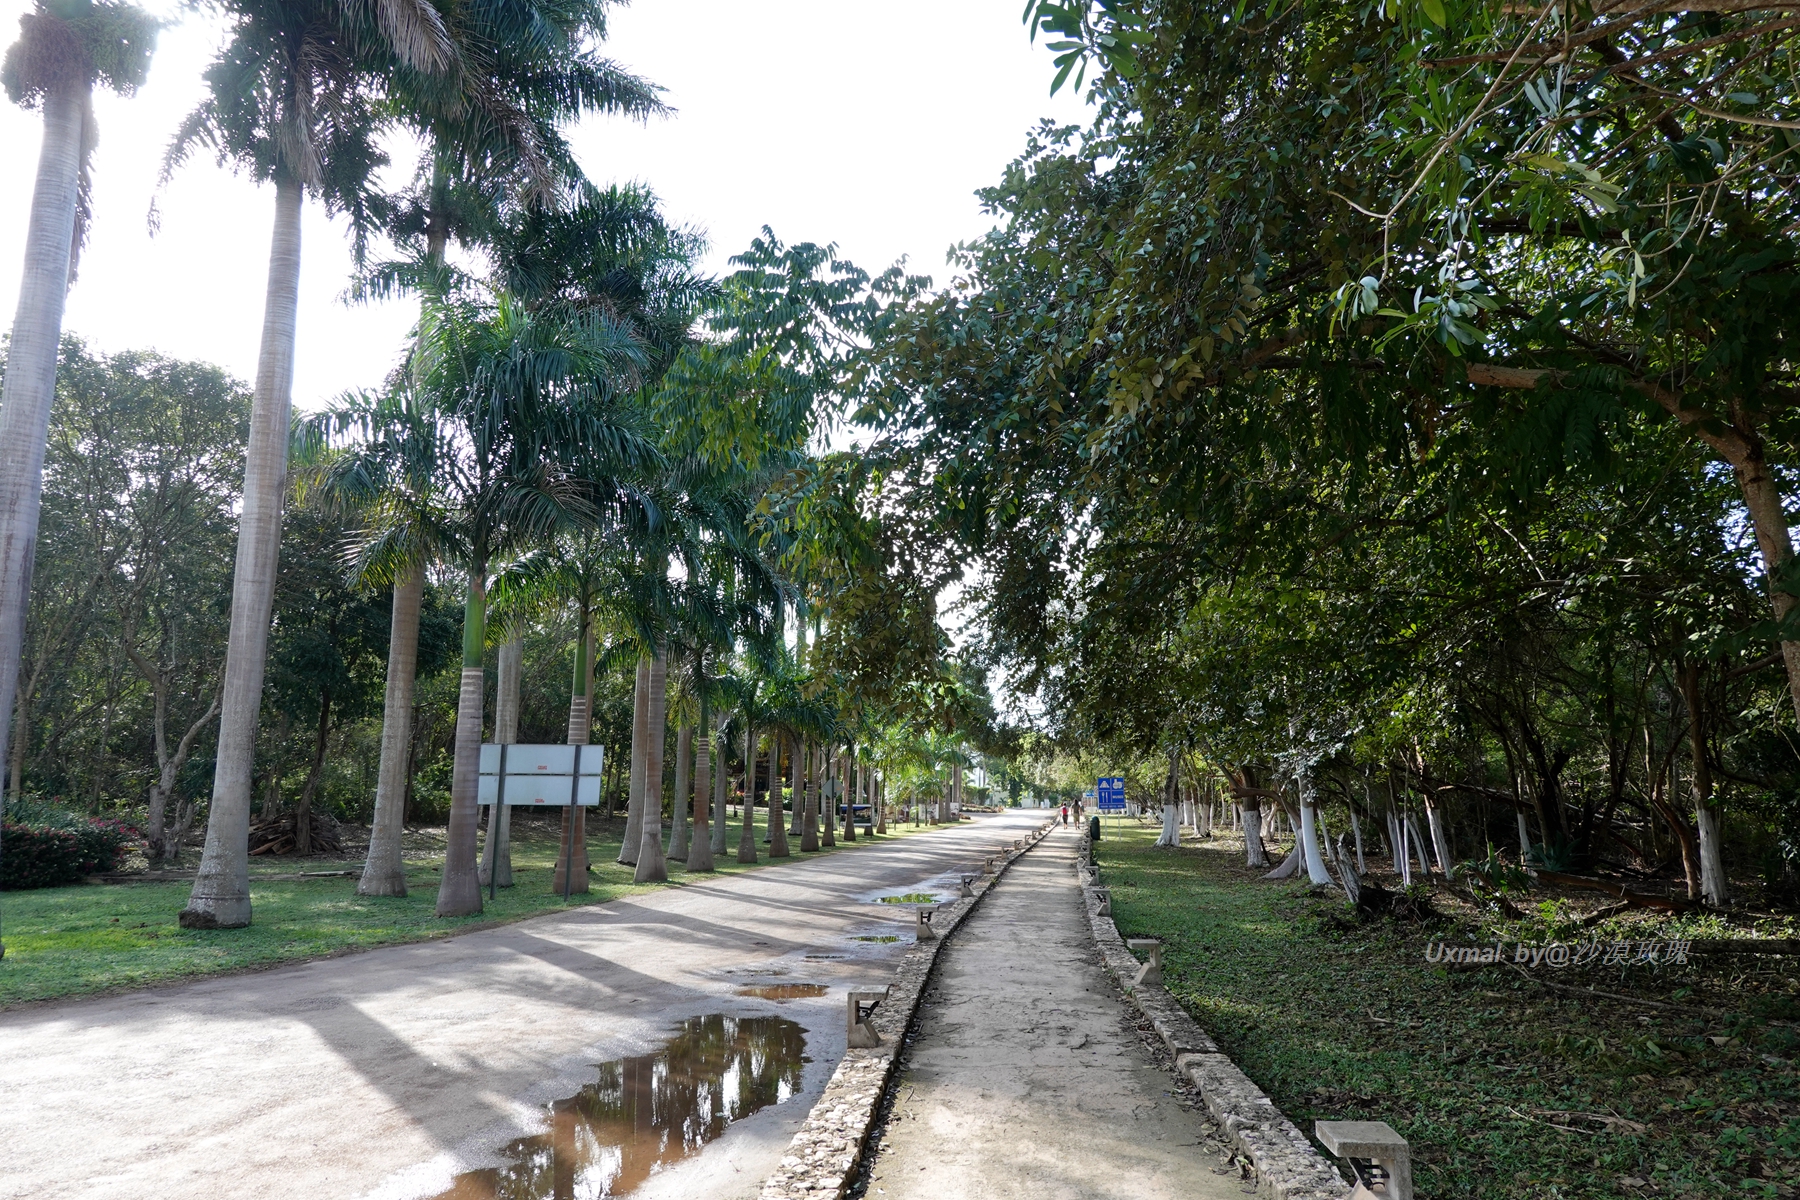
[1097,822,1800,1200]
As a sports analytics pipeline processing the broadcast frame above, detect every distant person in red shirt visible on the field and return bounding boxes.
[1060,804,1069,825]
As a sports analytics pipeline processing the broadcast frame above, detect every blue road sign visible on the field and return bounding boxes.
[1097,776,1125,812]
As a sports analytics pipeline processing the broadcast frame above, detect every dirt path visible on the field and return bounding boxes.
[861,824,1243,1200]
[0,813,1043,1200]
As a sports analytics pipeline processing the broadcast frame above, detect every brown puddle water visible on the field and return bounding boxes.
[430,1014,806,1200]
[734,984,828,1001]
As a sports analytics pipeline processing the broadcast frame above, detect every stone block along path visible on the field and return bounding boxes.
[861,824,1244,1200]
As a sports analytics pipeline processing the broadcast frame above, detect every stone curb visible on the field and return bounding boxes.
[1077,833,1353,1200]
[756,818,1060,1200]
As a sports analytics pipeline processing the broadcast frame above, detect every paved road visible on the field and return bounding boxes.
[863,824,1242,1200]
[0,811,1046,1200]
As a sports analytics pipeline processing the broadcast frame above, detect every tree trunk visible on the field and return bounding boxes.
[841,751,855,841]
[1678,662,1730,907]
[1730,452,1800,726]
[480,628,521,888]
[1242,798,1268,867]
[1423,795,1456,881]
[737,724,758,863]
[0,80,85,838]
[435,565,487,917]
[670,722,691,861]
[633,648,669,882]
[182,178,304,929]
[800,736,820,852]
[1296,788,1331,885]
[820,747,836,847]
[618,655,648,865]
[767,734,791,856]
[294,687,331,856]
[553,623,592,894]
[687,700,714,872]
[710,714,728,856]
[361,564,422,896]
[874,770,886,834]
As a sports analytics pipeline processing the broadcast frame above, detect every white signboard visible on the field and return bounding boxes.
[478,744,603,806]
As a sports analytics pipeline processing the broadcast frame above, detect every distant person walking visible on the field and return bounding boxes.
[1060,804,1069,825]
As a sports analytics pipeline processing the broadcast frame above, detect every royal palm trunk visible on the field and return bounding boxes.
[618,655,648,865]
[435,564,487,916]
[800,736,820,852]
[633,648,669,882]
[669,722,691,861]
[182,178,304,929]
[481,630,521,888]
[0,78,84,826]
[767,735,791,857]
[737,724,758,863]
[554,627,591,894]
[686,695,714,872]
[360,563,423,896]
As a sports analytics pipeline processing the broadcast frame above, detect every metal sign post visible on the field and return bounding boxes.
[488,742,509,901]
[477,742,602,902]
[1097,776,1126,827]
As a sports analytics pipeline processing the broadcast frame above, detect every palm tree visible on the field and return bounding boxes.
[417,292,656,916]
[684,653,716,872]
[297,383,456,897]
[0,1,157,877]
[172,0,455,929]
[365,5,667,296]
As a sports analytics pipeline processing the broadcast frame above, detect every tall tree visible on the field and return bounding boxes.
[172,0,454,928]
[0,0,157,851]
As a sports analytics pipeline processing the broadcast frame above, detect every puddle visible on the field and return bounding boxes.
[877,892,938,904]
[852,935,900,943]
[735,984,828,1001]
[430,1014,806,1199]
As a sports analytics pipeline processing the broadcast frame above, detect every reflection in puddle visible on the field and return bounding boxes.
[431,1014,806,1200]
[735,984,828,1001]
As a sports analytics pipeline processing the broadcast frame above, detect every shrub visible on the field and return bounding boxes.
[1,817,140,889]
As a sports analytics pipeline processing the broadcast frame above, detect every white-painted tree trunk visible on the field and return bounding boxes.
[1516,811,1532,858]
[618,655,648,865]
[360,564,422,896]
[1406,814,1433,876]
[1696,800,1729,907]
[1296,791,1332,885]
[1351,807,1366,874]
[183,179,304,928]
[1424,797,1456,880]
[0,83,84,841]
[634,649,669,882]
[1155,802,1179,846]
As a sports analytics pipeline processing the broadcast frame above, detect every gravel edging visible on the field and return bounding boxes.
[1078,832,1353,1200]
[756,818,1058,1200]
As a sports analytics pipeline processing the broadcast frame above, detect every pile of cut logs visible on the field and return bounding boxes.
[248,812,343,856]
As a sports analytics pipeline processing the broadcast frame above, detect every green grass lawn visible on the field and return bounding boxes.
[1095,822,1800,1200]
[0,812,941,1009]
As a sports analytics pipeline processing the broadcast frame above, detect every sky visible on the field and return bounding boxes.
[0,0,1092,412]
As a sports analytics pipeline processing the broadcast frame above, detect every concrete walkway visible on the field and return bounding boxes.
[862,824,1242,1200]
[0,812,1045,1200]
